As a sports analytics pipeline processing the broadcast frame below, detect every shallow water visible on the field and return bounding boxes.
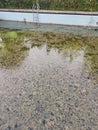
[0,30,98,130]
[0,45,98,130]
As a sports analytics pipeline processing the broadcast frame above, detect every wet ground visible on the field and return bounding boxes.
[0,21,98,36]
[0,29,98,130]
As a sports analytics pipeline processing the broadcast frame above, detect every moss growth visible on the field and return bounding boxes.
[0,29,98,82]
[0,30,29,69]
[5,31,17,39]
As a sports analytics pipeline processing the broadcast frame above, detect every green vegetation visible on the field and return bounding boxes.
[0,0,98,11]
[0,30,28,68]
[0,29,98,76]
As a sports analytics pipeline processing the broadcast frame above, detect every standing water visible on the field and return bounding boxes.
[0,29,98,130]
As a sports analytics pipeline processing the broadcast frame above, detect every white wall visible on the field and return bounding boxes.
[0,11,98,26]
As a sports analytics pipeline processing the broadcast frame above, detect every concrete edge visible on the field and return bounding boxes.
[0,19,98,29]
[0,9,98,15]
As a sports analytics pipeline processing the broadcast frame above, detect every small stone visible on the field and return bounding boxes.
[74,84,80,88]
[14,123,18,128]
[81,89,87,95]
[75,101,79,107]
[46,121,54,128]
[0,118,4,126]
[86,127,91,130]
[19,93,22,96]
[28,94,33,100]
[64,125,69,130]
[6,108,10,111]
[6,126,12,130]
[42,120,46,125]
[51,112,54,116]
[56,103,60,107]
[28,128,33,130]
[87,76,90,79]
[33,91,37,95]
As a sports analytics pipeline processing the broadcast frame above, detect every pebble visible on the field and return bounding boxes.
[0,35,98,130]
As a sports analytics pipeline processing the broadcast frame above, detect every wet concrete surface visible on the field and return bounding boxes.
[0,44,98,130]
[0,21,98,36]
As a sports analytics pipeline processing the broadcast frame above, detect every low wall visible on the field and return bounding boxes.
[0,9,98,27]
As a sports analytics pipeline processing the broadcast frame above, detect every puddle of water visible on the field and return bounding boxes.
[0,29,98,130]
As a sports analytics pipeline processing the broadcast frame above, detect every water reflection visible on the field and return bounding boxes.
[63,50,85,78]
[0,31,29,69]
[0,45,28,69]
[0,44,98,130]
[0,29,98,130]
[0,29,97,83]
[0,44,86,89]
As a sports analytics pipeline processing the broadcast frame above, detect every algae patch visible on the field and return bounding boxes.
[0,30,29,69]
[0,29,98,82]
[5,31,18,39]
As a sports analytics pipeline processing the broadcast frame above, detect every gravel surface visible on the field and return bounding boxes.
[0,45,98,130]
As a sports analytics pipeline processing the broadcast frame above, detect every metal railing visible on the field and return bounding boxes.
[32,1,40,24]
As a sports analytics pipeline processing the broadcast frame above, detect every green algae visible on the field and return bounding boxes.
[5,31,18,39]
[0,43,28,69]
[83,36,98,82]
[0,30,29,69]
[0,29,98,82]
